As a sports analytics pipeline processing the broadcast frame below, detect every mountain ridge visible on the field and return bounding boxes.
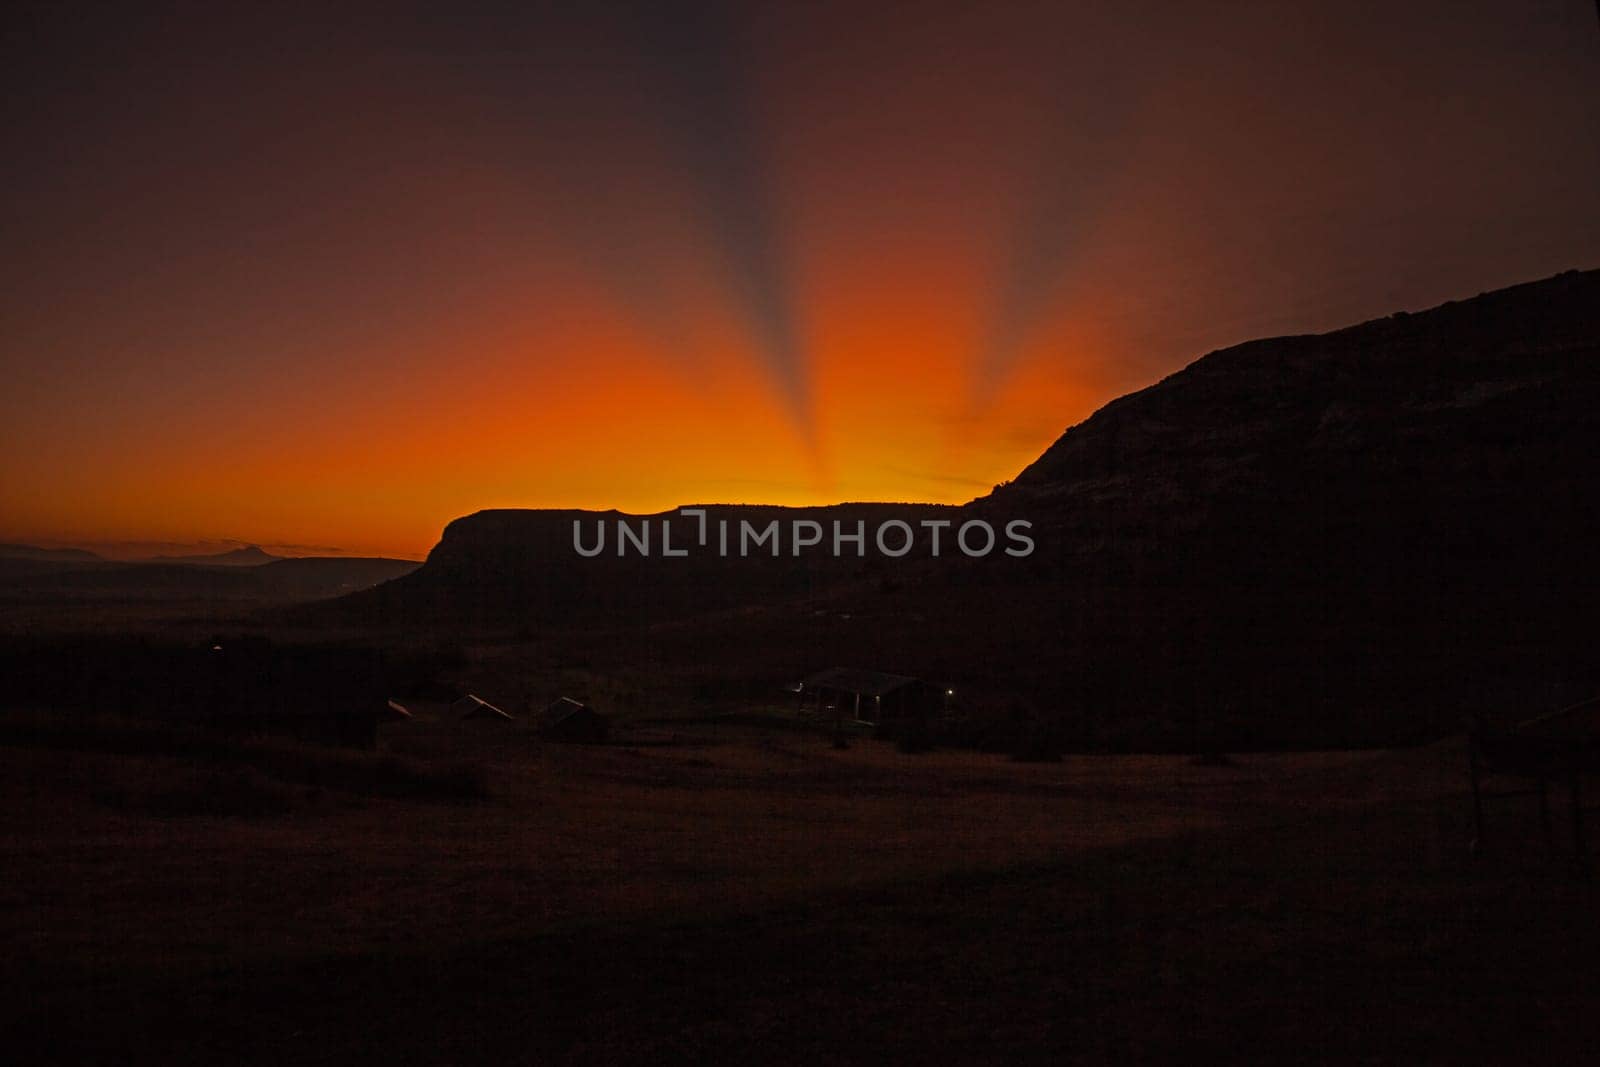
[0,544,105,563]
[145,545,279,567]
[326,268,1600,745]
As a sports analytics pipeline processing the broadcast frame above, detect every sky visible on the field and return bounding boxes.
[3,1,1598,559]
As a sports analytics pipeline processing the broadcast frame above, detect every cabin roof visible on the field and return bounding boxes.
[799,667,923,697]
[540,697,600,727]
[455,693,513,720]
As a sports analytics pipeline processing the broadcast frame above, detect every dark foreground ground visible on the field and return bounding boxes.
[2,725,1596,1065]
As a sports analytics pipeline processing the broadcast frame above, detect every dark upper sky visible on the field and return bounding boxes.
[4,1,1598,555]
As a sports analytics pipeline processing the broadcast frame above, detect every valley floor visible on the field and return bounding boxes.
[2,724,1596,1064]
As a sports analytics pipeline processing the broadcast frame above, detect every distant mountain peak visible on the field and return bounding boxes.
[147,544,281,567]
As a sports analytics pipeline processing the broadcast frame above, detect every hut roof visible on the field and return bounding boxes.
[799,668,924,698]
[455,694,513,720]
[540,697,593,728]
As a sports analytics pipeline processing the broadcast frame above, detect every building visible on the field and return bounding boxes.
[455,694,514,721]
[538,697,609,743]
[794,668,943,726]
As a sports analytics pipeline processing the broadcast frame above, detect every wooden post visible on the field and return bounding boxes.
[1572,772,1588,877]
[1539,778,1553,849]
[1469,739,1485,855]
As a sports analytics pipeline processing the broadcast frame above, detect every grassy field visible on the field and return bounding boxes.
[3,719,1597,1064]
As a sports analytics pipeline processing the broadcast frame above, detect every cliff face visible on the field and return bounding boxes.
[343,503,964,628]
[966,270,1600,741]
[982,269,1600,638]
[992,269,1600,556]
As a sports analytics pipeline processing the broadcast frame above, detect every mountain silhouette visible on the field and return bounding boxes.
[0,544,104,562]
[146,545,280,566]
[958,267,1600,743]
[331,503,959,628]
[0,555,419,603]
[329,269,1600,746]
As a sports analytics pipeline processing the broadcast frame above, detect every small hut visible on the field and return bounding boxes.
[455,694,513,721]
[795,668,941,726]
[538,697,609,743]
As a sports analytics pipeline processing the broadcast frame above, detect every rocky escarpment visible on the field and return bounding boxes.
[333,270,1600,745]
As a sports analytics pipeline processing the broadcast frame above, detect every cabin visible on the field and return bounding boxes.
[1469,695,1600,869]
[538,697,609,743]
[455,694,514,721]
[795,668,943,726]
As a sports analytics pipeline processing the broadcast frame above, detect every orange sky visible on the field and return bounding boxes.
[3,2,1598,558]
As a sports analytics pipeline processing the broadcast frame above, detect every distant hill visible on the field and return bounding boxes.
[0,544,103,562]
[330,270,1600,747]
[958,267,1600,742]
[145,545,279,567]
[0,555,419,604]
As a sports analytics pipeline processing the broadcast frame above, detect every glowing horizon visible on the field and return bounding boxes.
[4,3,1598,559]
